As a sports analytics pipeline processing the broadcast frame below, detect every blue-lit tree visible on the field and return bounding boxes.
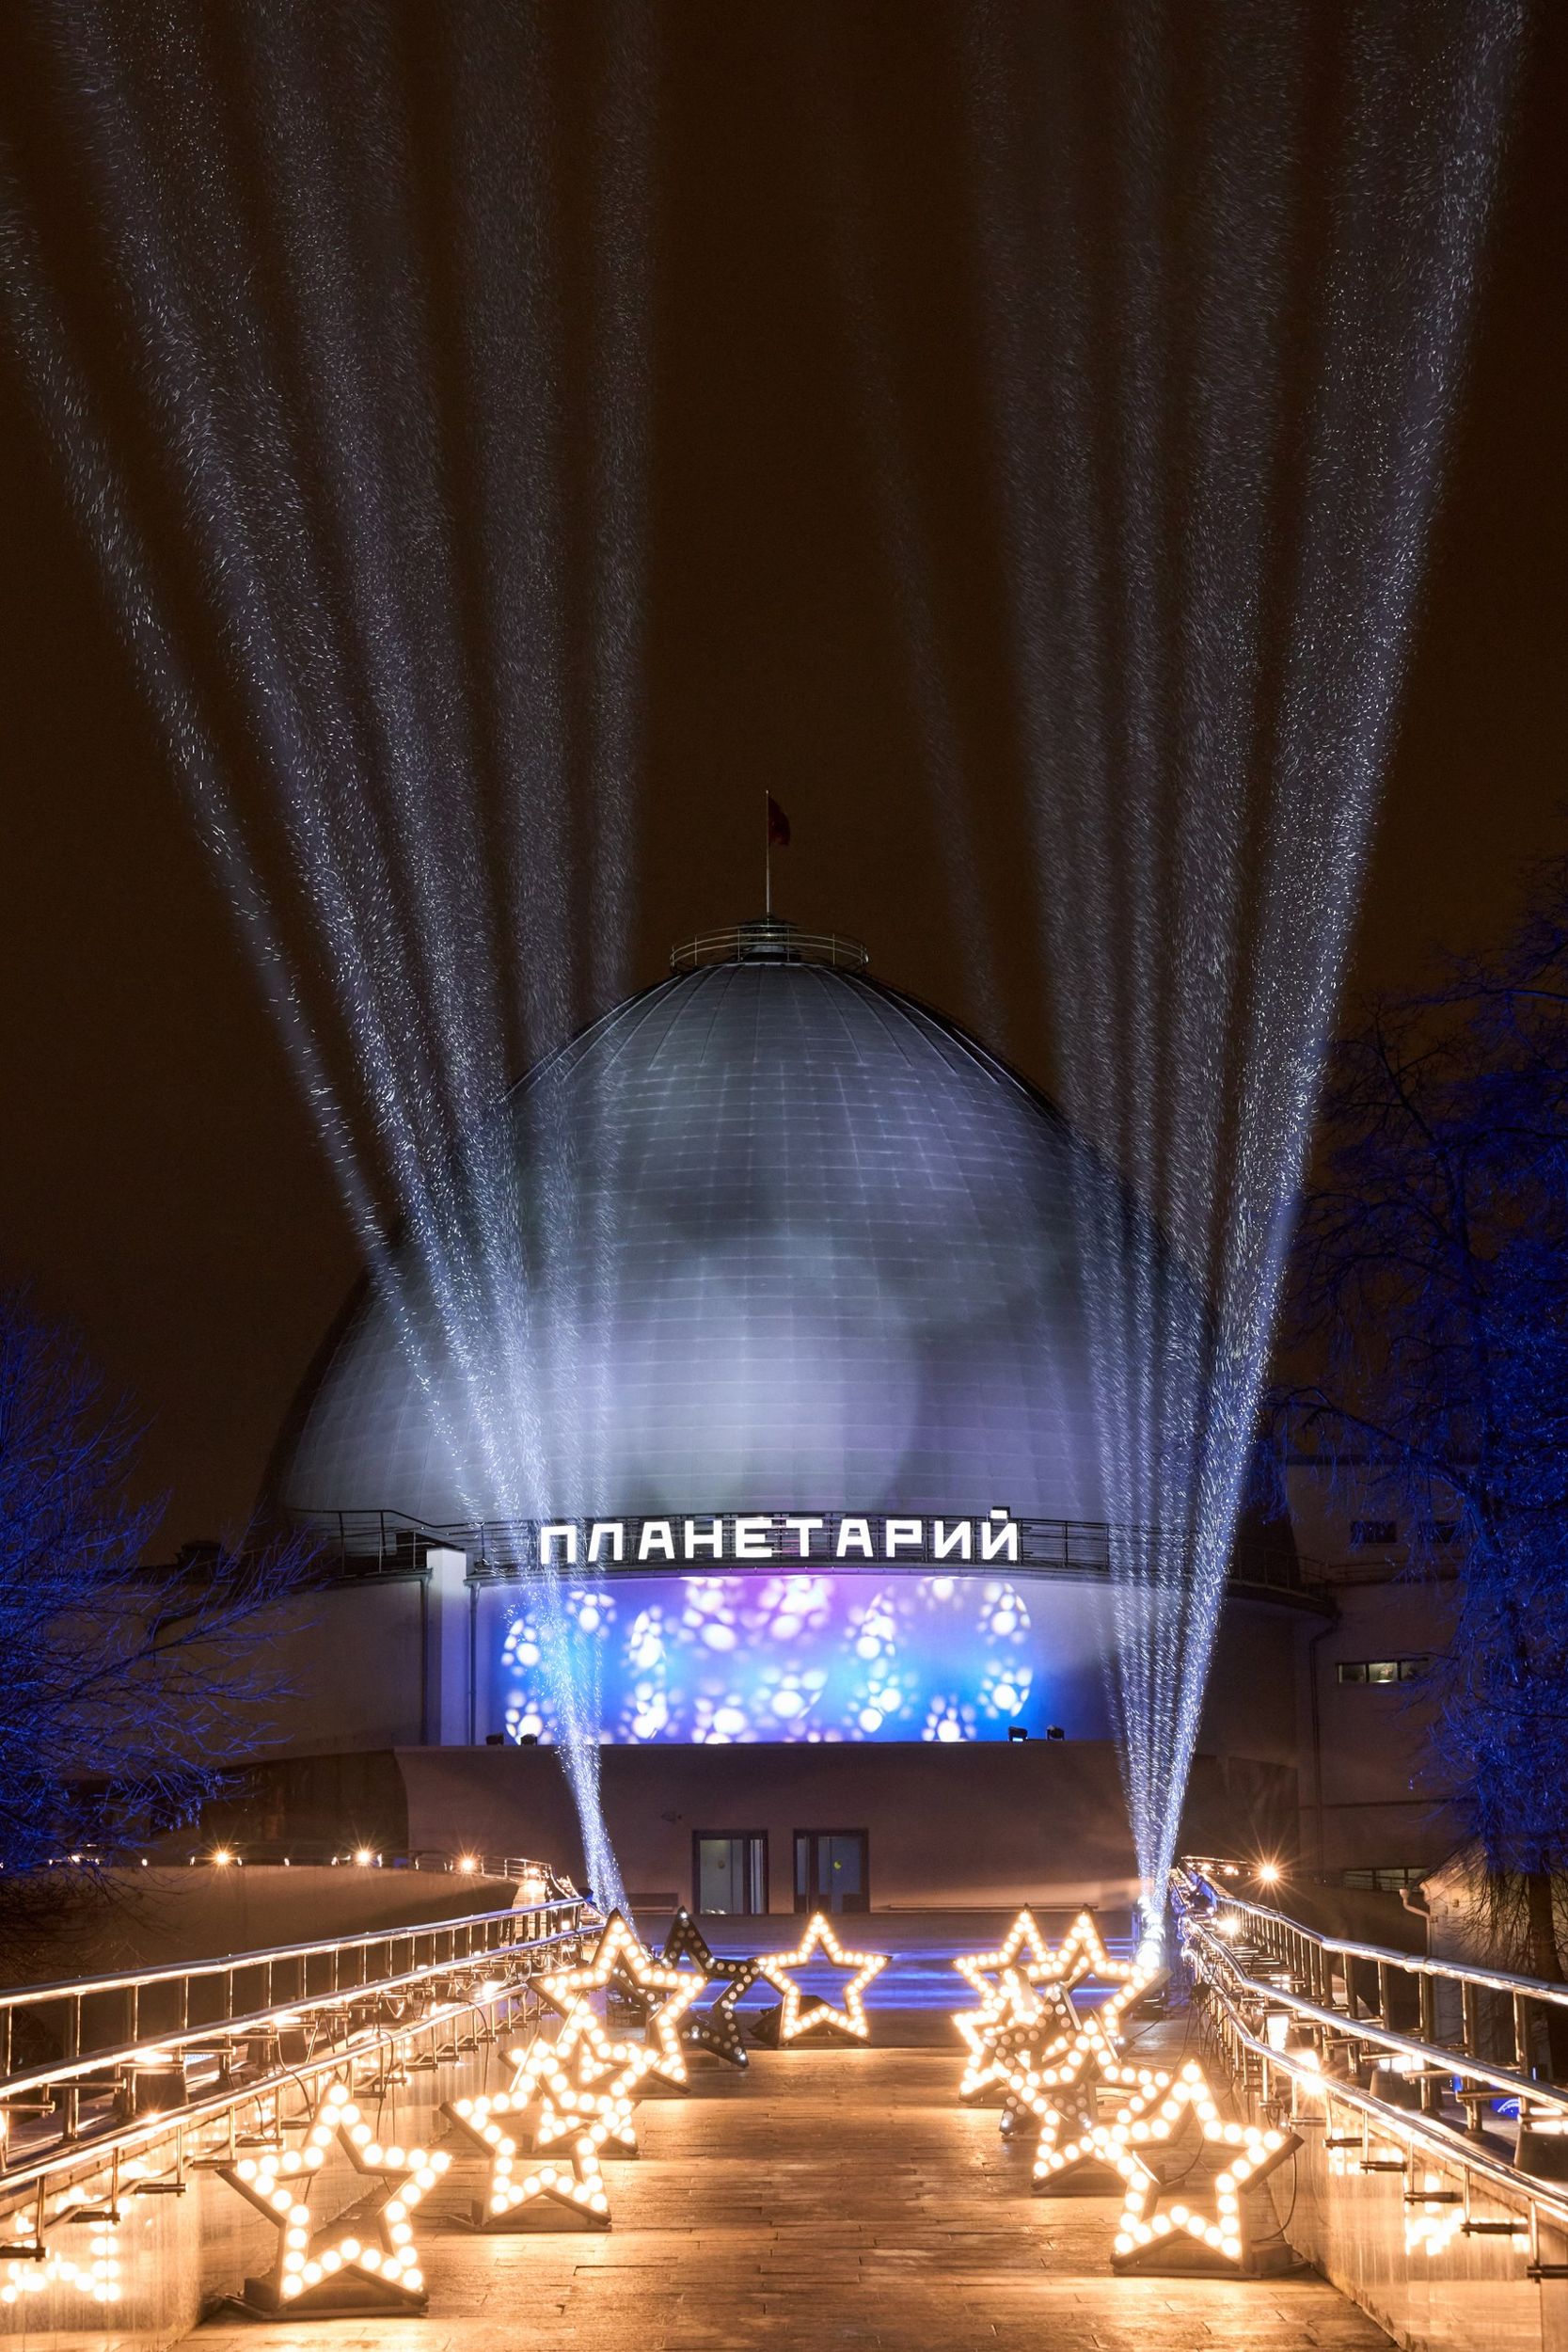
[0,1290,320,1871]
[1274,855,1568,1985]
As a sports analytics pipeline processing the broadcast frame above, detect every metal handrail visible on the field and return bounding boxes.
[169,1851,560,1879]
[1173,1863,1568,2151]
[0,1898,584,2125]
[1182,1862,1568,2010]
[0,1957,560,2211]
[669,925,870,972]
[0,1918,578,2113]
[296,1507,1321,1601]
[0,1897,590,2180]
[0,1899,571,2022]
[1191,1947,1568,2239]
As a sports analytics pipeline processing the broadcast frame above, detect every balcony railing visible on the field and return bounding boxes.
[294,1506,1320,1601]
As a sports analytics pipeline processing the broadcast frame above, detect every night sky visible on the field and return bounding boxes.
[1,5,1564,1547]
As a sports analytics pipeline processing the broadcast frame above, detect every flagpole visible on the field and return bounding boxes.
[765,789,771,918]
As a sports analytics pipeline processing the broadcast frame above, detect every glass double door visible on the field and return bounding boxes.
[694,1832,768,1915]
[794,1829,869,1914]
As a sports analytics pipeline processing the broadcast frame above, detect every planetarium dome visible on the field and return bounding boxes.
[272,917,1169,1533]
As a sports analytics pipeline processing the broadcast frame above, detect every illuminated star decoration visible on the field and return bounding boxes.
[1033,2063,1173,2194]
[221,2079,449,2313]
[952,1908,1065,2009]
[753,1912,888,2045]
[0,2189,120,2311]
[995,2007,1127,2137]
[953,1910,1159,2097]
[441,2010,642,2226]
[661,1906,764,2069]
[460,2117,612,2234]
[539,1911,703,2090]
[957,1975,1080,2105]
[507,2005,644,2153]
[1108,2060,1300,2273]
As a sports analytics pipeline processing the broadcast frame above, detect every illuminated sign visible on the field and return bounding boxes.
[534,1509,1021,1568]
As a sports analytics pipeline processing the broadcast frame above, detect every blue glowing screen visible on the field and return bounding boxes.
[499,1573,1039,1744]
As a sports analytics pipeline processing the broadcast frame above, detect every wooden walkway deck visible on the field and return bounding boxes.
[190,2049,1389,2351]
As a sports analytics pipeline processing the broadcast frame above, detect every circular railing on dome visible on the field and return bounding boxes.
[290,1506,1324,1607]
[670,921,869,972]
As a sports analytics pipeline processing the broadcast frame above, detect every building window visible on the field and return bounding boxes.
[1341,1865,1426,1892]
[693,1833,768,1915]
[1337,1658,1424,1685]
[1349,1519,1398,1548]
[1418,1519,1459,1546]
[794,1829,870,1915]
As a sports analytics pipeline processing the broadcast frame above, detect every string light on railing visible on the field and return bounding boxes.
[1107,2061,1298,2274]
[753,1914,888,2044]
[539,1911,705,2090]
[220,2078,448,2313]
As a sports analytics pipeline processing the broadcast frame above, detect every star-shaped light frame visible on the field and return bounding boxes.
[443,2006,641,2194]
[953,1909,1064,2008]
[481,2133,611,2232]
[1108,2060,1300,2271]
[220,2078,449,2312]
[993,2005,1126,2129]
[1026,2055,1171,2169]
[444,2098,615,2239]
[509,2003,645,2153]
[662,1907,764,2069]
[1032,2057,1172,2191]
[756,1913,888,2042]
[539,1910,703,2090]
[957,1976,1080,2103]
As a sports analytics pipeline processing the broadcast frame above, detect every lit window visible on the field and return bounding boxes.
[1337,1658,1424,1686]
[1350,1519,1398,1548]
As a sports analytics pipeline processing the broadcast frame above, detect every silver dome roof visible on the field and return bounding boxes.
[273,924,1152,1528]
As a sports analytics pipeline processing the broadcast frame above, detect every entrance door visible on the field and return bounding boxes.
[794,1829,869,1915]
[693,1832,768,1915]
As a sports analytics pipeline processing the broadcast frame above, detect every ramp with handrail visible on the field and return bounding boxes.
[1172,1857,1568,2349]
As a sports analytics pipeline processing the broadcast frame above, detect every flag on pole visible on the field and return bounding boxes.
[767,795,791,849]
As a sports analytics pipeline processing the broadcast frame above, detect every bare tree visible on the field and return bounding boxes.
[1274,852,1568,1988]
[0,1290,320,1869]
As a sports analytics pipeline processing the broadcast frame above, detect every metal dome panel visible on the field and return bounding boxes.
[275,956,1135,1527]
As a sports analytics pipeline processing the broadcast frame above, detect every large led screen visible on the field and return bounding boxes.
[499,1572,1042,1744]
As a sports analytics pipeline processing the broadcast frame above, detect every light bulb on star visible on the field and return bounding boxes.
[1107,2060,1300,2274]
[539,1910,704,2090]
[220,2079,448,2315]
[753,1914,887,2044]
